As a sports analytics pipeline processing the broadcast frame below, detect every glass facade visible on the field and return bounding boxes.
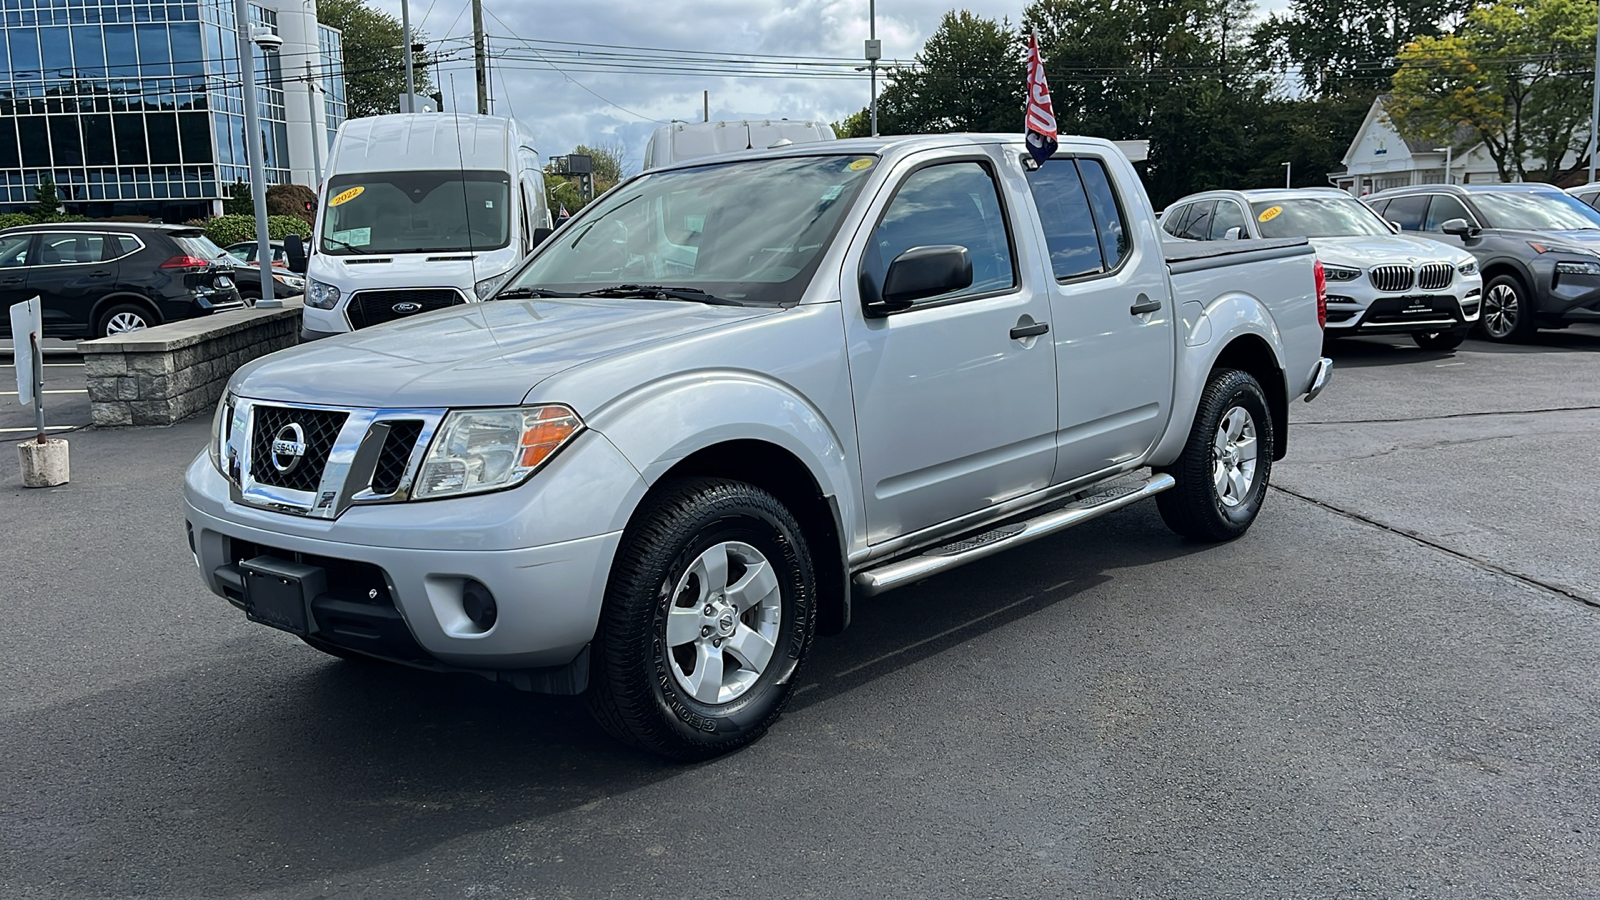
[0,0,345,219]
[318,23,343,153]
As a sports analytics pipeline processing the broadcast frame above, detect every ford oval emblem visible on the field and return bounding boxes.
[392,301,423,314]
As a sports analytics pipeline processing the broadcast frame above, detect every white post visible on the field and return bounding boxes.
[868,0,878,137]
[1282,161,1291,188]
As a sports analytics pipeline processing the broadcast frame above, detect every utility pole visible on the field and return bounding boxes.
[472,0,487,115]
[1590,0,1600,184]
[234,0,275,308]
[703,90,709,123]
[866,0,880,137]
[305,61,322,182]
[400,0,415,109]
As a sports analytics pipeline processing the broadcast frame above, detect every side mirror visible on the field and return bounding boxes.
[1387,220,1404,234]
[866,245,973,317]
[531,226,554,249]
[283,234,308,274]
[1439,217,1478,238]
[1222,226,1242,241]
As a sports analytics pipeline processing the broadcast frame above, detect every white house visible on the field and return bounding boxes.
[1331,96,1506,196]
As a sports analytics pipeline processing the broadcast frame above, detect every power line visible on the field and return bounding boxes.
[477,4,666,123]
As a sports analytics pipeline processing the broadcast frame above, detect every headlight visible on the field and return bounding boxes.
[474,272,510,301]
[274,274,306,290]
[1555,260,1600,276]
[305,279,341,309]
[1457,260,1478,276]
[209,392,239,480]
[1322,265,1362,282]
[413,405,582,500]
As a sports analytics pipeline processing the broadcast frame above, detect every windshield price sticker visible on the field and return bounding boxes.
[329,186,364,207]
[847,158,875,171]
[1257,205,1283,223]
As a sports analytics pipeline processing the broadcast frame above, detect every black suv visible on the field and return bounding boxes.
[1366,184,1600,341]
[0,223,243,339]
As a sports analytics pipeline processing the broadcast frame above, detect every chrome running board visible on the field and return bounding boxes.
[851,473,1177,597]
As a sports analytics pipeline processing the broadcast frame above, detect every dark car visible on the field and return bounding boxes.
[222,251,306,301]
[0,223,243,338]
[1366,184,1600,341]
[224,240,289,267]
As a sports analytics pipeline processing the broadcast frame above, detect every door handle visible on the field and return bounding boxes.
[89,270,111,277]
[1130,294,1162,315]
[0,277,22,285]
[1010,320,1049,340]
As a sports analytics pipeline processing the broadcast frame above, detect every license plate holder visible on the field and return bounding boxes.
[241,556,325,636]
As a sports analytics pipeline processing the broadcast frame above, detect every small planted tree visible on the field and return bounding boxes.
[32,176,62,221]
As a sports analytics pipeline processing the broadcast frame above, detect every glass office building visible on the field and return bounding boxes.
[0,0,345,220]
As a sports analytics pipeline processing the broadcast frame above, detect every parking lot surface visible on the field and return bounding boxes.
[0,339,89,437]
[1,326,1598,898]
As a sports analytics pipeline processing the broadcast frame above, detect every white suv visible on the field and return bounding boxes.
[1163,188,1482,350]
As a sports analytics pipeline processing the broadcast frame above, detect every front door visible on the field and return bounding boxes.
[843,153,1059,545]
[27,231,118,336]
[1020,154,1174,481]
[0,232,36,335]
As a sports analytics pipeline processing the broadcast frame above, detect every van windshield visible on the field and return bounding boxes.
[320,170,512,255]
[507,154,877,306]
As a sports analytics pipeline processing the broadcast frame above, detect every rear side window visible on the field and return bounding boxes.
[1078,159,1130,267]
[864,161,1017,304]
[1211,200,1247,239]
[1159,203,1189,238]
[1424,195,1475,231]
[107,234,142,258]
[1025,158,1105,279]
[1382,194,1429,231]
[36,232,106,264]
[1173,201,1216,241]
[174,234,227,261]
[0,233,31,268]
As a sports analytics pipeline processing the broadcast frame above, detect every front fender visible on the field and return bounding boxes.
[585,369,862,547]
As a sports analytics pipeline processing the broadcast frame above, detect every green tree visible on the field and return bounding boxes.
[316,0,435,118]
[1252,0,1474,98]
[32,176,61,220]
[1387,0,1597,182]
[831,109,872,138]
[876,12,1025,135]
[223,179,252,216]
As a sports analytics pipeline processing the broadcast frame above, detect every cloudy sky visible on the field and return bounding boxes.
[369,0,1291,174]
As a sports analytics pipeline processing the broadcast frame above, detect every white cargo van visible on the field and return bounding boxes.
[642,119,836,170]
[297,113,553,340]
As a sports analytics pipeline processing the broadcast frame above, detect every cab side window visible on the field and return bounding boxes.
[1424,195,1474,231]
[1078,159,1130,267]
[1026,157,1105,279]
[0,233,32,268]
[863,161,1016,306]
[1383,194,1429,231]
[1211,200,1247,239]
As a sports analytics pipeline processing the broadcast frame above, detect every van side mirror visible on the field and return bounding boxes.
[1222,226,1242,241]
[531,226,554,249]
[866,245,972,317]
[1440,217,1478,238]
[283,234,308,274]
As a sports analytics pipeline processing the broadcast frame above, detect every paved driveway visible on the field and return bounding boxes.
[0,339,87,438]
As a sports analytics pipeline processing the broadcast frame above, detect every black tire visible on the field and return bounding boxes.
[1478,274,1537,342]
[1413,328,1467,351]
[586,477,816,761]
[1157,368,1274,542]
[96,303,154,338]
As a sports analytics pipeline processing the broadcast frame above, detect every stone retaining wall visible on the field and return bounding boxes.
[78,300,301,427]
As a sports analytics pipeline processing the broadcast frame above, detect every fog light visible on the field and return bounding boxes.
[461,579,498,631]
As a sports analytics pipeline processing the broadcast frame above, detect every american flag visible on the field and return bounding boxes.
[1025,33,1058,166]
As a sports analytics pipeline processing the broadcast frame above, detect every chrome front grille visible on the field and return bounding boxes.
[1370,265,1415,293]
[1418,263,1454,291]
[225,399,445,519]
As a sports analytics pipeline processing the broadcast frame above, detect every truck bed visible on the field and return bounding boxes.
[1163,237,1311,274]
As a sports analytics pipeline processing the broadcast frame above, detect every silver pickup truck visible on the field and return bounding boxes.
[185,135,1332,759]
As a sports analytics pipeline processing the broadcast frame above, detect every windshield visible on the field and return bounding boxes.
[1249,198,1392,238]
[1470,191,1600,231]
[507,155,878,306]
[320,170,512,255]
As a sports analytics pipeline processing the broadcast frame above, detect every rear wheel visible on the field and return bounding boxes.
[586,477,816,760]
[1157,368,1274,542]
[1413,328,1467,351]
[1479,275,1537,342]
[96,303,153,338]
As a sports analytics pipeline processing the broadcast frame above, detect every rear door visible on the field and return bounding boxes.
[843,151,1059,545]
[25,231,117,335]
[1021,154,1175,481]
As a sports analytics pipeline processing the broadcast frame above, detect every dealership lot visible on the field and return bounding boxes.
[1,326,1598,898]
[0,339,89,436]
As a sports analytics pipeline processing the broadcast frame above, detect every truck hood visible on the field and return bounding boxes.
[231,297,775,409]
[1309,234,1473,267]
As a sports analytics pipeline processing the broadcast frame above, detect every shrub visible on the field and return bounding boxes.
[203,214,257,247]
[266,215,311,240]
[223,180,252,216]
[0,212,33,229]
[266,184,317,226]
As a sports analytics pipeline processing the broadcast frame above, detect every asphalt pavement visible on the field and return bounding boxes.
[0,338,89,436]
[1,326,1598,899]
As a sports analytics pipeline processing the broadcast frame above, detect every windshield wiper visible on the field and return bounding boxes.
[494,287,577,299]
[579,284,745,306]
[322,236,361,253]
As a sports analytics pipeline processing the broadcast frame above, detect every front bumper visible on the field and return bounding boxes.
[1323,276,1480,335]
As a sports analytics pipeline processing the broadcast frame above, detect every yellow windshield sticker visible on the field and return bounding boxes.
[1257,205,1283,223]
[329,186,364,207]
[847,158,875,171]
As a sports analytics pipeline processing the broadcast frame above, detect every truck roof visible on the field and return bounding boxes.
[641,133,1124,175]
[329,113,536,174]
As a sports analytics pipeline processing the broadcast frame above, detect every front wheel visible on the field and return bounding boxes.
[1157,368,1274,542]
[1413,328,1467,351]
[1479,275,1537,342]
[586,477,816,760]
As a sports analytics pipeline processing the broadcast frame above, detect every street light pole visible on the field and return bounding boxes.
[472,0,488,115]
[1282,160,1292,188]
[234,0,275,308]
[400,0,415,110]
[1589,0,1600,184]
[305,61,322,183]
[1434,145,1453,184]
[866,0,880,137]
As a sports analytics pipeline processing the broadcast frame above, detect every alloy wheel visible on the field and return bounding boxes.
[1482,283,1518,339]
[664,540,783,705]
[105,312,148,335]
[1211,406,1259,508]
